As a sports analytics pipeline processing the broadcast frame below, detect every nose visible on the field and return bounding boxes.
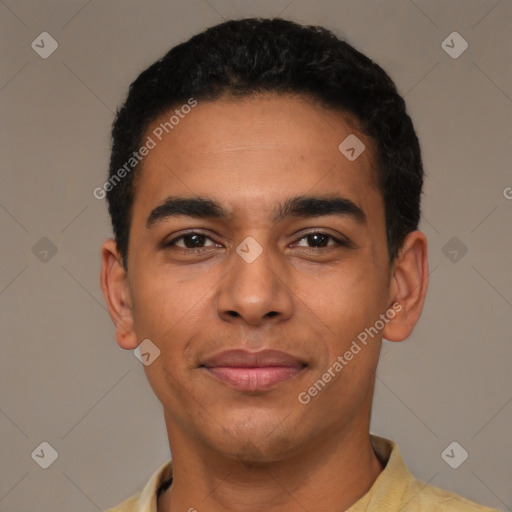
[215,241,294,327]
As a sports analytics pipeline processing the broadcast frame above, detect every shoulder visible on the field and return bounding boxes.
[366,435,499,512]
[404,478,500,511]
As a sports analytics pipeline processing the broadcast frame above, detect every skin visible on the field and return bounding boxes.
[101,94,428,512]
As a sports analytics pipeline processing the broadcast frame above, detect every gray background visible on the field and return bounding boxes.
[1,0,511,511]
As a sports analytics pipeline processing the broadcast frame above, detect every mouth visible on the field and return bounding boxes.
[200,349,307,391]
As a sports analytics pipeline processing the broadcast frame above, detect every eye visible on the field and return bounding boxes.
[164,232,219,250]
[293,231,348,249]
[162,230,350,253]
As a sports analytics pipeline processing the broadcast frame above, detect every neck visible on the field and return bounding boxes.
[158,425,384,512]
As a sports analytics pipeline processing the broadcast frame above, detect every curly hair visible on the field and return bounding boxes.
[106,17,423,269]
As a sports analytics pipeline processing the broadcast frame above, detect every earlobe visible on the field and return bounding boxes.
[100,239,139,350]
[382,230,429,342]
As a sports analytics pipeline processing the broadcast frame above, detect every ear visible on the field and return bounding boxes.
[100,239,138,350]
[382,230,429,342]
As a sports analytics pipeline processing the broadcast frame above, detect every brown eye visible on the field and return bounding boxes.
[294,232,348,249]
[164,232,219,250]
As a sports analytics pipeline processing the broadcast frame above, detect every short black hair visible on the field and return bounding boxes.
[106,17,423,269]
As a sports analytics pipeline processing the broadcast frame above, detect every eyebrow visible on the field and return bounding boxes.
[146,194,366,228]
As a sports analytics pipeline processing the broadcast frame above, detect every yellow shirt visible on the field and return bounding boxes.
[105,435,499,511]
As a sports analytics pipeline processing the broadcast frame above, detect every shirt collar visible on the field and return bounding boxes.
[131,434,409,512]
[348,434,414,511]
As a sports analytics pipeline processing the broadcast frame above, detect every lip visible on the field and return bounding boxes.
[201,349,307,391]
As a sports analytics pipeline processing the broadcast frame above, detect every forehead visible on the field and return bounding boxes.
[132,94,382,223]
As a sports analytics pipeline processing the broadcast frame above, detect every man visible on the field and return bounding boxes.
[100,18,498,512]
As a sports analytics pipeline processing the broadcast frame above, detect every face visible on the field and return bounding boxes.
[109,94,402,462]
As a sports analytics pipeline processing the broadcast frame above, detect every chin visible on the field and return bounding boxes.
[204,411,304,464]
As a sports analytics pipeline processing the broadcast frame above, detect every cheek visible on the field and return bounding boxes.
[129,271,179,340]
[319,266,387,350]
[130,269,216,353]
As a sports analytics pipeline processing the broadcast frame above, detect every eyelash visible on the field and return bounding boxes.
[163,230,349,252]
